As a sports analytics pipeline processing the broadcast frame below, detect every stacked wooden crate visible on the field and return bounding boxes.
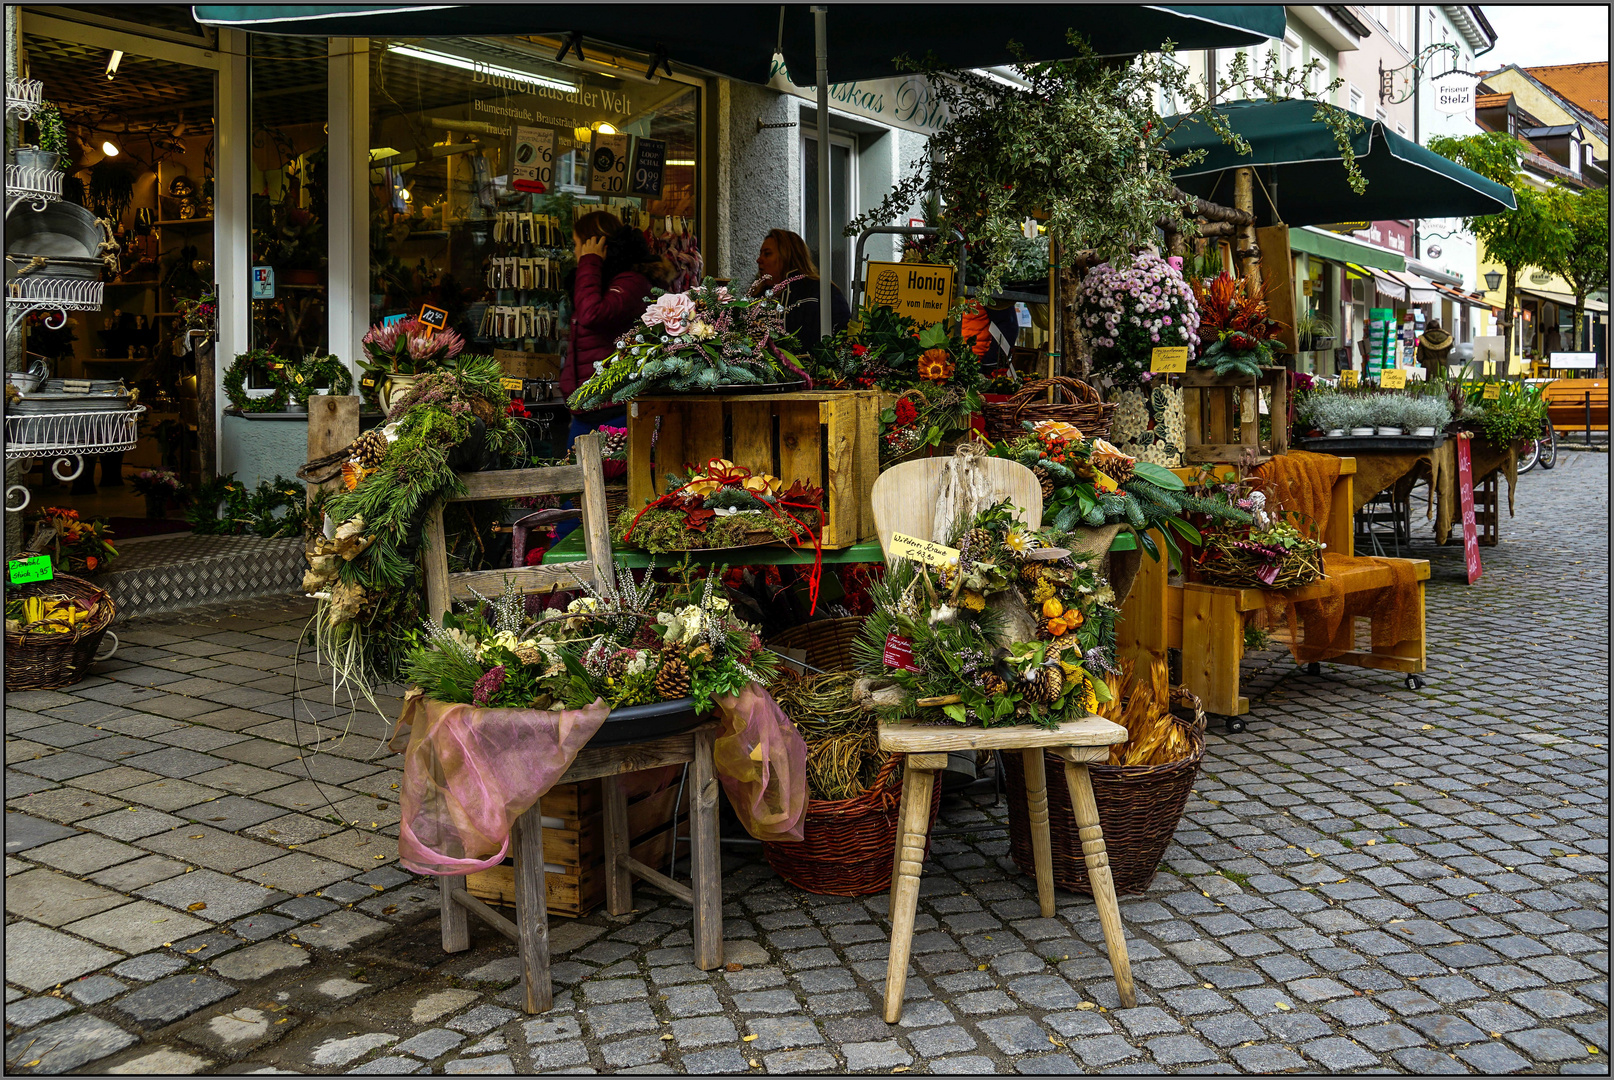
[467,766,688,918]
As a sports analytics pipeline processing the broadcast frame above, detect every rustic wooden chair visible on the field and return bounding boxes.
[871,455,1137,1023]
[421,435,723,1013]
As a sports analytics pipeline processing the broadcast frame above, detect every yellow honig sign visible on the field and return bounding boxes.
[864,261,954,326]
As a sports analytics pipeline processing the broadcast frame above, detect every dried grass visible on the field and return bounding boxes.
[1103,657,1194,767]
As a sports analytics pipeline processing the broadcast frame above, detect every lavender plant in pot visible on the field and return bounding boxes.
[1343,398,1375,437]
[1372,394,1406,436]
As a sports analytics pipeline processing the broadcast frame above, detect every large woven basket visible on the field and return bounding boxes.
[982,377,1115,442]
[1001,689,1206,896]
[763,754,942,896]
[766,617,864,674]
[4,573,118,691]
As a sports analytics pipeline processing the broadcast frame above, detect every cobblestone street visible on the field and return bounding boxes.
[4,453,1608,1076]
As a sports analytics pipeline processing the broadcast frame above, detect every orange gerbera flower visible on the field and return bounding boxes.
[917,348,955,383]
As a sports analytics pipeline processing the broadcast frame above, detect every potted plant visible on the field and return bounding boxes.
[130,469,187,519]
[359,318,465,411]
[1293,309,1336,353]
[1372,394,1406,436]
[1343,398,1375,437]
[1405,397,1451,438]
[15,102,68,173]
[1306,394,1349,437]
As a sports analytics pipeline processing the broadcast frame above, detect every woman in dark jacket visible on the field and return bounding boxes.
[751,228,851,350]
[563,210,668,446]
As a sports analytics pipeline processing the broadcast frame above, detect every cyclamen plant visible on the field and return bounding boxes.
[1077,253,1199,392]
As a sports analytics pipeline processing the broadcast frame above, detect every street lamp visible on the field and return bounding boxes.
[1484,270,1503,291]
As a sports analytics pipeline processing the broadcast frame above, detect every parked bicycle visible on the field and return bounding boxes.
[1518,422,1557,473]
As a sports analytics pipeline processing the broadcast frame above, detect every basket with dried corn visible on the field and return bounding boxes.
[1003,656,1205,895]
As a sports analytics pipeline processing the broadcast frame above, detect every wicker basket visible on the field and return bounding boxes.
[766,617,865,674]
[1195,533,1324,589]
[763,754,942,896]
[982,377,1115,443]
[5,573,118,691]
[604,483,630,520]
[1001,689,1206,896]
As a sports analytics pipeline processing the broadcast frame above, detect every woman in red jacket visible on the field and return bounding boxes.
[563,210,669,447]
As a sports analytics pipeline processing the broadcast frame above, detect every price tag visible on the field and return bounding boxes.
[1340,369,1359,388]
[1379,368,1407,389]
[888,532,960,567]
[500,377,524,392]
[290,371,305,384]
[1149,346,1189,373]
[629,137,666,198]
[382,313,406,328]
[416,304,449,336]
[511,126,555,194]
[586,131,631,197]
[1093,469,1119,492]
[881,633,922,673]
[7,555,53,585]
[1482,381,1500,400]
[361,378,377,388]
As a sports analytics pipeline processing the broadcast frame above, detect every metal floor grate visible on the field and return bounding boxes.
[100,534,305,620]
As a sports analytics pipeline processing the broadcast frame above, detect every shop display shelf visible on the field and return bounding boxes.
[5,77,44,119]
[5,162,63,214]
[4,405,146,513]
[5,274,106,335]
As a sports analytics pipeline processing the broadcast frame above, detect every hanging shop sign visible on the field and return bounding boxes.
[864,261,954,326]
[766,58,947,135]
[511,126,554,194]
[1434,77,1476,120]
[586,131,631,197]
[629,137,667,198]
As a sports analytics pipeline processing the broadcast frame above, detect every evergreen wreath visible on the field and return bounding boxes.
[223,350,292,414]
[285,354,354,401]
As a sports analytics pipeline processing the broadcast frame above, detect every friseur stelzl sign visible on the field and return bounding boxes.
[864,261,954,326]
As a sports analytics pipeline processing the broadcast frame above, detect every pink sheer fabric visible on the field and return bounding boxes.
[713,683,808,843]
[389,689,610,876]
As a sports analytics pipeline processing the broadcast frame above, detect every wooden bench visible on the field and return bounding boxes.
[1116,457,1430,731]
[421,436,723,1013]
[1543,379,1608,442]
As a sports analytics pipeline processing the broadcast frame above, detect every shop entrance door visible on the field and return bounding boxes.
[802,132,856,294]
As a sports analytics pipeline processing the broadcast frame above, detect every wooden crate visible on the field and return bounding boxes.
[466,767,689,918]
[1181,366,1288,464]
[625,391,880,548]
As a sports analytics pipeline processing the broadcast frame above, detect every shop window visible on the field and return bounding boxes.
[249,37,329,361]
[368,36,701,375]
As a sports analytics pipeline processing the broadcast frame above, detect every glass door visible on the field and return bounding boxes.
[802,132,855,293]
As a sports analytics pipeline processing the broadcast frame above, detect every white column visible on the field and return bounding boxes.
[327,37,370,376]
[214,28,250,473]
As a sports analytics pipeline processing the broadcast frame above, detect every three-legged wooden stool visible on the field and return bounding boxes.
[439,723,724,1013]
[880,715,1136,1023]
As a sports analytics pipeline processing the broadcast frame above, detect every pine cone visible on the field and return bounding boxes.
[654,655,692,700]
[978,671,1008,697]
[963,528,995,561]
[1025,665,1064,704]
[1073,460,1095,480]
[350,430,388,469]
[1033,464,1054,500]
[1019,563,1044,585]
[1093,456,1135,484]
[605,651,629,682]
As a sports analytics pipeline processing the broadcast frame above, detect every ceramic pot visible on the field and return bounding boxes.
[380,373,420,413]
[1326,429,1346,438]
[1349,427,1375,437]
[1412,426,1436,437]
[12,148,59,172]
[1377,426,1403,436]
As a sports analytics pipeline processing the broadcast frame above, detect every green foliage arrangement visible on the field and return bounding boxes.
[811,304,984,391]
[184,474,305,538]
[569,280,806,410]
[284,354,354,402]
[30,103,69,169]
[1465,379,1548,446]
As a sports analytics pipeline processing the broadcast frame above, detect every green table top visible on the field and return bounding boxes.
[542,529,1135,567]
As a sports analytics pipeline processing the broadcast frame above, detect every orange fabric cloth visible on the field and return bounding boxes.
[961,301,991,358]
[1253,451,1420,665]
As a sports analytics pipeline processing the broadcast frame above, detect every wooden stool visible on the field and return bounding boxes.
[439,723,724,1013]
[879,716,1136,1023]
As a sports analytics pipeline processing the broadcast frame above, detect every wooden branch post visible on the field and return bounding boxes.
[305,395,360,502]
[1232,168,1261,289]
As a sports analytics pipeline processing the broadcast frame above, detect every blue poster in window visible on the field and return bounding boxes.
[251,266,275,300]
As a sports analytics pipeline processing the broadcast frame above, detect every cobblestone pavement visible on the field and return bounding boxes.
[4,455,1607,1075]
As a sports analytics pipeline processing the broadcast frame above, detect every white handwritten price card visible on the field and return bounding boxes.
[888,533,961,567]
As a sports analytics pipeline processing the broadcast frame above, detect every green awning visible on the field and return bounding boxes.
[1165,99,1517,227]
[1288,226,1405,273]
[193,4,1284,85]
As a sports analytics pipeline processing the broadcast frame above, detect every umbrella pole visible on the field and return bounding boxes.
[1233,167,1261,289]
[814,4,833,341]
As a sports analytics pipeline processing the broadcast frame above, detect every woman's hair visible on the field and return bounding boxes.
[764,228,819,282]
[574,210,670,285]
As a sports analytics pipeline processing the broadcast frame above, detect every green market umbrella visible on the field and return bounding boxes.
[1165,98,1516,226]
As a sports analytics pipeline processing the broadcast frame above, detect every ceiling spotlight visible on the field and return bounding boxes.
[594,122,618,136]
[101,139,120,157]
[105,50,123,80]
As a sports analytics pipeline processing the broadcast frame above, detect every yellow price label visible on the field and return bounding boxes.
[1093,469,1119,493]
[1340,369,1359,388]
[888,532,961,567]
[1149,346,1189,373]
[1482,381,1500,400]
[1379,368,1407,389]
[500,377,524,391]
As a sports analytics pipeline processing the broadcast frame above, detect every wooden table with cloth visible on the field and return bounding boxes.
[1346,437,1517,547]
